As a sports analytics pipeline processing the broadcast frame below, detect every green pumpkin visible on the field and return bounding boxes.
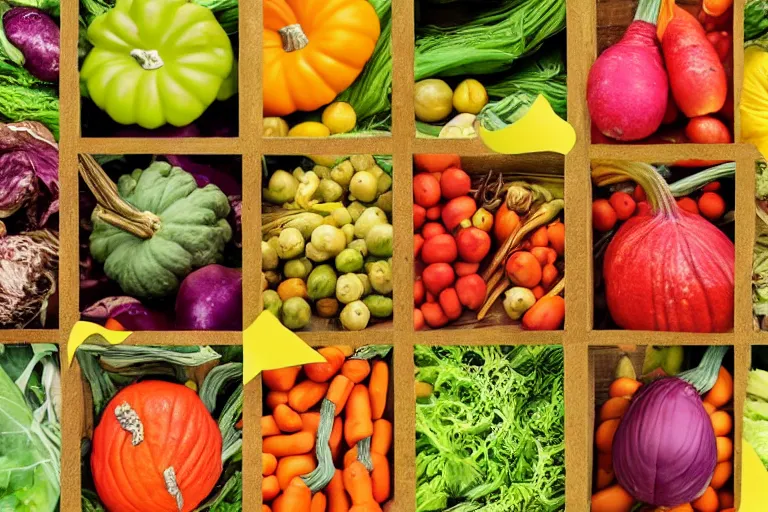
[89,161,232,298]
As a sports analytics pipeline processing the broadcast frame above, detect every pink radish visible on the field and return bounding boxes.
[587,0,668,141]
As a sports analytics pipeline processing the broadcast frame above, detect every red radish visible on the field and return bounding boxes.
[426,205,442,220]
[414,205,426,229]
[415,260,425,278]
[592,199,618,232]
[414,279,425,306]
[662,93,679,125]
[440,168,471,199]
[685,116,731,144]
[522,296,565,331]
[422,263,455,296]
[706,31,730,61]
[698,192,726,220]
[426,291,436,303]
[421,234,458,264]
[702,181,721,192]
[414,234,424,259]
[438,288,463,321]
[454,262,480,277]
[413,173,441,208]
[609,192,636,221]
[601,161,734,332]
[420,303,449,328]
[430,172,442,183]
[455,227,491,263]
[414,308,425,330]
[505,251,542,288]
[422,222,446,240]
[636,201,651,216]
[442,196,477,231]
[587,0,668,141]
[676,197,699,215]
[414,154,461,174]
[662,6,727,117]
[633,186,647,202]
[455,274,486,311]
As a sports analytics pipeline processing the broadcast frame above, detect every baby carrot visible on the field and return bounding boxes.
[273,477,312,512]
[263,366,302,392]
[305,347,347,383]
[327,375,355,415]
[273,404,303,433]
[345,384,374,446]
[263,453,278,476]
[369,361,389,420]
[327,469,350,512]
[330,417,343,460]
[276,455,316,490]
[311,492,327,512]
[266,391,289,411]
[262,475,280,501]
[262,415,281,437]
[344,461,376,505]
[342,359,371,384]
[371,419,392,456]
[263,431,315,457]
[289,380,330,413]
[371,452,390,503]
[301,412,321,437]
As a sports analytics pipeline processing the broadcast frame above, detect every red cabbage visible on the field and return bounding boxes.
[3,7,59,82]
[82,296,173,331]
[164,155,241,197]
[176,265,242,330]
[612,377,716,506]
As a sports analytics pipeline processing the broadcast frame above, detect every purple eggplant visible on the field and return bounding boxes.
[176,265,242,331]
[3,7,59,82]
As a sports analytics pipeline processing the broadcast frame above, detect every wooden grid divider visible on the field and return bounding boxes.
[0,0,761,510]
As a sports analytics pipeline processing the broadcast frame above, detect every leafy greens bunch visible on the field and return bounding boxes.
[0,344,61,512]
[744,367,768,468]
[415,345,565,512]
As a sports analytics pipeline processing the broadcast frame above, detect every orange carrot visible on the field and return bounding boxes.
[369,361,389,420]
[371,452,391,503]
[263,366,302,392]
[305,347,347,383]
[312,492,328,512]
[289,381,330,413]
[344,461,377,505]
[371,419,392,456]
[344,446,359,468]
[330,417,343,460]
[710,410,732,436]
[263,475,280,501]
[342,360,371,384]
[591,484,633,512]
[709,460,732,490]
[657,0,676,41]
[595,419,620,454]
[327,375,355,415]
[263,431,315,457]
[691,486,718,512]
[301,412,322,437]
[327,469,350,512]
[599,397,631,422]
[718,489,734,508]
[267,391,290,411]
[716,436,733,462]
[276,455,316,490]
[263,453,278,476]
[262,415,281,437]
[704,367,733,408]
[274,404,303,433]
[609,378,642,399]
[273,477,312,512]
[345,384,374,446]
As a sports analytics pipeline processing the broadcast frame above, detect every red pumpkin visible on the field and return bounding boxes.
[91,381,223,512]
[600,162,734,332]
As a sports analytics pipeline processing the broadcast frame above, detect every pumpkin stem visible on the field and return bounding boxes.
[591,161,679,217]
[279,24,309,51]
[79,154,161,239]
[130,49,164,70]
[163,467,184,512]
[114,402,144,446]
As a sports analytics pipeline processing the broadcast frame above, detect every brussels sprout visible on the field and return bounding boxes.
[356,273,372,296]
[285,213,324,240]
[263,290,283,318]
[332,207,352,227]
[313,165,331,179]
[376,190,393,213]
[331,160,354,188]
[307,264,338,300]
[263,170,299,204]
[318,179,343,202]
[368,261,393,295]
[306,243,332,262]
[282,297,312,330]
[336,273,365,304]
[340,300,371,331]
[347,201,366,223]
[335,248,364,273]
[354,207,388,239]
[348,239,368,257]
[262,241,279,270]
[284,258,313,279]
[349,171,378,203]
[342,224,355,244]
[365,224,393,257]
[350,155,376,172]
[277,227,305,259]
[311,225,347,256]
[363,295,393,318]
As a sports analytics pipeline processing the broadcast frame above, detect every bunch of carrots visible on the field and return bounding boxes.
[261,345,393,512]
[591,361,735,512]
[593,182,726,234]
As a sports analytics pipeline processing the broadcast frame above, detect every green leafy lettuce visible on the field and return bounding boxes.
[415,345,565,512]
[745,368,768,468]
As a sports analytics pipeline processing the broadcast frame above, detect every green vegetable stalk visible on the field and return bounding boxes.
[744,366,768,468]
[746,0,768,42]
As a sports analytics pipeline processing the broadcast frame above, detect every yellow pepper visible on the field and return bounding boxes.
[741,45,768,158]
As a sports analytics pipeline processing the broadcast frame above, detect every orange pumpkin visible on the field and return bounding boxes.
[263,0,381,117]
[91,381,223,512]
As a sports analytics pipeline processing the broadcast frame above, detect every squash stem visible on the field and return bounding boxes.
[677,346,729,394]
[129,49,164,70]
[279,24,309,52]
[163,467,184,512]
[592,161,678,218]
[78,154,160,239]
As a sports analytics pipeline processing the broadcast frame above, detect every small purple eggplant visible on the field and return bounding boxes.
[3,7,59,82]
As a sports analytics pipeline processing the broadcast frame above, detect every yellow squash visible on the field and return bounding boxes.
[741,45,768,158]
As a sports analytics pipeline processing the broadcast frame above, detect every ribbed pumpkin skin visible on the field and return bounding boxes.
[263,0,380,116]
[603,210,734,332]
[91,381,223,512]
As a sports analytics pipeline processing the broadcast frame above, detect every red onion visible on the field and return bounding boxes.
[175,265,242,330]
[612,377,716,506]
[82,296,173,331]
[3,7,59,82]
